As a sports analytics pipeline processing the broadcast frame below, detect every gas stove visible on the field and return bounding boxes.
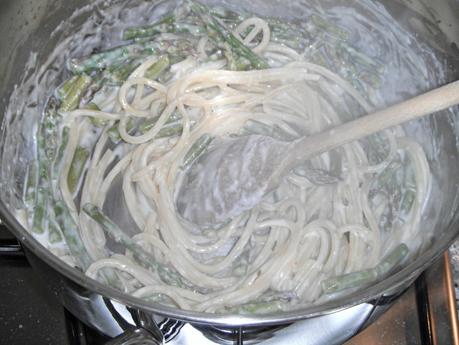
[0,224,458,345]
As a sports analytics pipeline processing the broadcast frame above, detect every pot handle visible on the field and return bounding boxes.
[104,308,164,345]
[105,327,162,345]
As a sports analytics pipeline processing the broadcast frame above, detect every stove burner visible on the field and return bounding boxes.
[0,224,458,345]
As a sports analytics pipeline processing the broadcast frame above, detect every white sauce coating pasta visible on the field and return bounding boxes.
[53,15,431,313]
[17,0,441,314]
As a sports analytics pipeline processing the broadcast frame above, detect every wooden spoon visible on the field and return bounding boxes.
[178,81,459,228]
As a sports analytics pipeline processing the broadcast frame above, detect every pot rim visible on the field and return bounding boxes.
[0,199,456,327]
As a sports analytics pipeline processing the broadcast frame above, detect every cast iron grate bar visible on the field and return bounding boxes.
[415,273,434,345]
[0,237,25,258]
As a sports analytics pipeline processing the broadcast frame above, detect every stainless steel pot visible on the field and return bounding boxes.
[0,0,458,344]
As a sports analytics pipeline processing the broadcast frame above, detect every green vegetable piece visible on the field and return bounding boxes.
[107,125,123,144]
[36,135,49,181]
[107,119,135,144]
[29,97,63,230]
[57,76,79,100]
[139,111,184,138]
[400,189,416,215]
[59,75,92,112]
[182,134,213,169]
[243,119,273,137]
[338,43,381,71]
[139,109,181,134]
[48,220,63,244]
[105,59,142,86]
[42,97,61,161]
[210,6,243,22]
[310,14,349,40]
[236,301,283,314]
[190,1,269,70]
[322,268,378,294]
[223,45,251,71]
[54,201,92,269]
[156,121,183,138]
[24,161,37,207]
[122,14,176,40]
[31,187,48,234]
[36,121,54,189]
[69,44,139,74]
[85,103,107,127]
[67,146,90,195]
[322,243,409,294]
[83,203,183,287]
[375,244,409,276]
[375,160,401,188]
[139,117,159,134]
[53,127,70,177]
[145,55,170,80]
[80,74,108,107]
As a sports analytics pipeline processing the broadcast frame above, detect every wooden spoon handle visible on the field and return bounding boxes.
[289,80,459,166]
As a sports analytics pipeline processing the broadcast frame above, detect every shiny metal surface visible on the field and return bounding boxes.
[4,225,458,344]
[123,251,457,344]
[24,243,379,343]
[105,328,162,345]
[0,0,459,335]
[82,252,459,344]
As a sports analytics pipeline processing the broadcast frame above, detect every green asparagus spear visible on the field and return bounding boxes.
[57,76,79,100]
[156,121,183,138]
[31,114,55,233]
[107,125,123,144]
[59,75,92,112]
[31,187,48,234]
[85,103,108,127]
[24,161,37,208]
[310,14,349,41]
[399,189,416,215]
[139,118,158,134]
[107,119,135,144]
[137,113,188,142]
[80,75,105,107]
[236,301,283,314]
[181,134,213,169]
[139,111,181,134]
[223,45,251,71]
[53,127,70,178]
[190,1,269,70]
[209,6,244,23]
[105,59,142,86]
[54,201,92,269]
[68,44,148,74]
[67,146,90,195]
[375,244,409,276]
[322,244,409,294]
[83,203,184,287]
[322,268,378,294]
[48,219,64,244]
[145,55,170,80]
[42,97,61,161]
[123,9,205,40]
[123,14,176,40]
[81,59,142,106]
